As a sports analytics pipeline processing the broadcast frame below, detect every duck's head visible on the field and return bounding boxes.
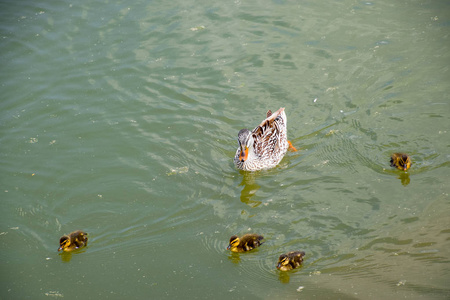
[237,129,253,162]
[399,154,411,171]
[58,235,71,251]
[227,235,240,250]
[277,254,290,269]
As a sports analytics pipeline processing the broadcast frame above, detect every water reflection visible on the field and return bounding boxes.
[397,172,410,186]
[59,251,73,262]
[278,271,291,283]
[58,248,88,263]
[227,252,242,264]
[277,267,306,283]
[239,172,261,207]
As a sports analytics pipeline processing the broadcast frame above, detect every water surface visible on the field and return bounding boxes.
[1,0,449,299]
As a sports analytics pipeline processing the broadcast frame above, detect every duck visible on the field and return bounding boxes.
[58,230,88,252]
[227,234,264,252]
[276,251,305,271]
[234,107,296,171]
[390,153,411,171]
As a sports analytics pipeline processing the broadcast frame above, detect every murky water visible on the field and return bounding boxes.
[1,0,449,299]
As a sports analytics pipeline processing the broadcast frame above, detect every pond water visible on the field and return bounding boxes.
[1,0,449,299]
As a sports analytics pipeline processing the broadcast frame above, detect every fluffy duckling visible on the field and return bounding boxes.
[390,153,411,171]
[277,251,305,271]
[58,230,88,252]
[227,234,264,253]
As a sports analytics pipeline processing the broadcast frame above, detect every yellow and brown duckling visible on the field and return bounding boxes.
[227,234,264,253]
[390,153,411,171]
[277,251,305,271]
[58,230,88,252]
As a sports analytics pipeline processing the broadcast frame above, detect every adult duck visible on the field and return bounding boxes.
[234,107,296,171]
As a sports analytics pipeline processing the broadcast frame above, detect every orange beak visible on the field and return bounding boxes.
[239,147,248,162]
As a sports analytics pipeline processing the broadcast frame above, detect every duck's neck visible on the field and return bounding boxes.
[246,135,258,161]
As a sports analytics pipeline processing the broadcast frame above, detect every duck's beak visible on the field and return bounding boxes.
[239,146,248,162]
[226,244,231,250]
[276,263,282,269]
[403,165,407,171]
[58,246,63,251]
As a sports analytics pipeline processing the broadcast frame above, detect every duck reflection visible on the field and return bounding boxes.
[398,172,410,186]
[239,172,261,207]
[59,251,73,262]
[227,252,242,264]
[58,247,88,262]
[278,271,291,283]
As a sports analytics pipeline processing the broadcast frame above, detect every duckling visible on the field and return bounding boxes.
[58,230,88,252]
[277,251,305,271]
[390,153,411,171]
[227,234,264,253]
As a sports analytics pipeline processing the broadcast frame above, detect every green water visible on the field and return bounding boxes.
[1,0,449,299]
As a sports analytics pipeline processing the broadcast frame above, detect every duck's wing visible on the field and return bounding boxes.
[251,235,265,248]
[251,108,285,156]
[292,251,305,265]
[258,107,284,128]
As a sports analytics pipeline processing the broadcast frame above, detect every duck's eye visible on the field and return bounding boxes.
[231,238,240,246]
[282,257,289,265]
